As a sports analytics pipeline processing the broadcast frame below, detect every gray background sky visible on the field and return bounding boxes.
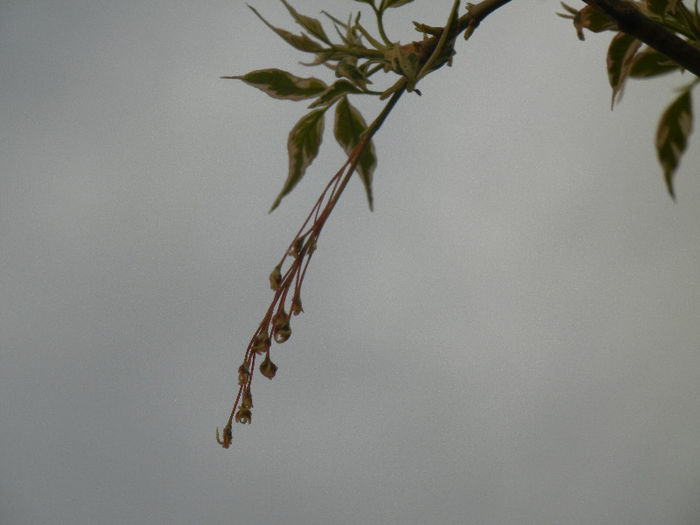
[2,1,700,524]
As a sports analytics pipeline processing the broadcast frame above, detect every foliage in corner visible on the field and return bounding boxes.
[218,0,699,448]
[559,0,700,197]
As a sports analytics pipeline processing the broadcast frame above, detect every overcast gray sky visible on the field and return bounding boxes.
[2,1,700,524]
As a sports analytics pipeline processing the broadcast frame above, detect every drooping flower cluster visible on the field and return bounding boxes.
[218,0,463,448]
[217,147,367,448]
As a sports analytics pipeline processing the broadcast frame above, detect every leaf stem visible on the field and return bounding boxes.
[372,4,394,47]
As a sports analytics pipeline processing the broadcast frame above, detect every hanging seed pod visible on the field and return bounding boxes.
[269,264,282,290]
[216,424,233,448]
[238,363,250,385]
[251,331,271,355]
[289,236,305,257]
[259,354,278,379]
[291,294,303,315]
[235,406,252,424]
[241,388,253,409]
[272,308,292,343]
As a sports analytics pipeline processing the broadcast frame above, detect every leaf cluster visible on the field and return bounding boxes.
[560,0,700,197]
[223,0,460,211]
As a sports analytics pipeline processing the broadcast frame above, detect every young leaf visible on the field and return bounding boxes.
[321,11,364,48]
[334,96,377,210]
[223,69,327,101]
[334,57,369,89]
[385,0,415,7]
[607,32,642,108]
[308,80,362,109]
[558,3,618,40]
[271,109,325,212]
[629,48,680,77]
[656,89,692,199]
[385,43,420,90]
[644,0,679,17]
[280,0,330,44]
[248,4,324,53]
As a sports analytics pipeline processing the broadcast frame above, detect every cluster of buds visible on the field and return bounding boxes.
[217,146,367,448]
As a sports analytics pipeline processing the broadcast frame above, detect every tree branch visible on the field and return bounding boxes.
[408,0,513,73]
[582,0,700,77]
[419,0,699,77]
[457,0,514,34]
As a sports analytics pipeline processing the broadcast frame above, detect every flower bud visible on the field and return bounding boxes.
[259,354,278,379]
[289,237,305,257]
[291,295,303,316]
[269,264,282,290]
[272,308,291,343]
[241,387,253,409]
[307,238,317,255]
[235,406,252,424]
[251,331,271,355]
[238,363,250,385]
[216,424,233,448]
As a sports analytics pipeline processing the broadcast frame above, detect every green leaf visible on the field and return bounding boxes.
[385,43,420,90]
[640,1,700,40]
[223,68,327,101]
[607,32,642,108]
[334,57,368,88]
[385,0,415,7]
[334,96,377,210]
[558,3,618,40]
[271,109,325,212]
[322,11,365,48]
[644,0,679,16]
[308,80,362,109]
[656,89,692,199]
[248,4,324,53]
[299,48,348,67]
[280,0,330,44]
[629,48,680,77]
